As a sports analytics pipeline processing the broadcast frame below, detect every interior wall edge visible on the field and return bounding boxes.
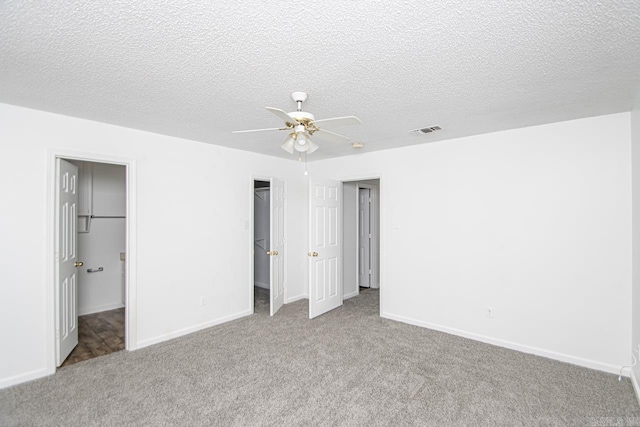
[344,290,359,300]
[381,311,625,375]
[285,295,307,304]
[0,367,52,391]
[136,309,252,350]
[78,303,125,317]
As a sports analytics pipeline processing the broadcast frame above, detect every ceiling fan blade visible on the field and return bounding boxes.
[232,127,288,134]
[311,128,351,144]
[265,107,299,125]
[310,116,361,129]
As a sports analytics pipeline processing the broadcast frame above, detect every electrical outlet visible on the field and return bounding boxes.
[486,306,494,318]
[200,296,206,306]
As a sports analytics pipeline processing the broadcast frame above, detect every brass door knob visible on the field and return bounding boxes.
[74,261,84,267]
[266,251,279,256]
[307,252,319,257]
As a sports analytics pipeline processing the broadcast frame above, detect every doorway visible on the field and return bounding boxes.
[62,160,126,366]
[342,179,380,300]
[49,151,136,373]
[253,180,271,314]
[251,177,285,316]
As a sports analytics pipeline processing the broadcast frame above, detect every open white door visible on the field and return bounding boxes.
[55,159,80,366]
[359,188,371,288]
[309,178,342,319]
[269,178,285,316]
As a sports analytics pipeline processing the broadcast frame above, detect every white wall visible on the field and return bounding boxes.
[78,218,126,314]
[76,162,126,315]
[312,113,632,374]
[1,101,632,388]
[631,91,640,393]
[0,103,306,388]
[343,182,358,298]
[91,162,126,216]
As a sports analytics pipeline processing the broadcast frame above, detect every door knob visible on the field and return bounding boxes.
[307,252,319,257]
[266,251,279,256]
[74,261,84,267]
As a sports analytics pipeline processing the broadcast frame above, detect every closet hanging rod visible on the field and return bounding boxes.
[90,215,126,219]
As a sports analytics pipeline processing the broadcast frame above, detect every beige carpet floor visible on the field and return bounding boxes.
[1,289,639,426]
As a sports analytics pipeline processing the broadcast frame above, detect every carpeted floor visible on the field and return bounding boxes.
[254,286,270,314]
[1,289,639,426]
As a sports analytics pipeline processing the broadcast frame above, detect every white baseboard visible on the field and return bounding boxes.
[285,294,307,303]
[136,309,252,350]
[0,367,53,390]
[78,302,125,316]
[631,370,640,407]
[343,290,359,300]
[381,311,622,375]
[254,281,269,290]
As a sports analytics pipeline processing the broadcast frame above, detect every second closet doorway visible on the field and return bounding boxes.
[252,177,285,316]
[343,179,380,299]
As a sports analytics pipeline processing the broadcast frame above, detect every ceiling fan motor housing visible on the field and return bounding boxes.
[288,111,314,124]
[291,92,308,103]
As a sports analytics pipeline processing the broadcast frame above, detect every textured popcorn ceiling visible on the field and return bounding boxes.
[1,1,639,160]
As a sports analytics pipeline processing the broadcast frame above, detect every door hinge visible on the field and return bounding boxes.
[369,197,372,202]
[369,269,372,274]
[369,233,372,239]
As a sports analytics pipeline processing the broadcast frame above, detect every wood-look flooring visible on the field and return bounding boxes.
[61,307,125,367]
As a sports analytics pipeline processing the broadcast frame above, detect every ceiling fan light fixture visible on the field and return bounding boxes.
[280,134,295,154]
[294,131,309,152]
[307,140,319,154]
[232,92,361,159]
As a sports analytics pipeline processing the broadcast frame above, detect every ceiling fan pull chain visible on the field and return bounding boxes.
[304,152,308,176]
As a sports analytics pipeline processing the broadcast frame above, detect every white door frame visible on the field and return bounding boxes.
[46,149,137,374]
[250,175,288,313]
[338,174,383,316]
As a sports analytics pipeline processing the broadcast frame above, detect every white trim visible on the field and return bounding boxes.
[285,294,307,304]
[382,311,623,375]
[632,370,640,407]
[46,148,138,378]
[136,309,252,349]
[0,367,52,390]
[78,302,125,316]
[254,281,269,290]
[343,290,359,300]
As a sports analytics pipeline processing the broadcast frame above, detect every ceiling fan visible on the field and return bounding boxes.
[232,92,361,155]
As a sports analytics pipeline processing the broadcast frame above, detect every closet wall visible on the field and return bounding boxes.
[73,161,126,315]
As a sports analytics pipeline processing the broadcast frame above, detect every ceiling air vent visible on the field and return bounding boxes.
[409,125,441,134]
